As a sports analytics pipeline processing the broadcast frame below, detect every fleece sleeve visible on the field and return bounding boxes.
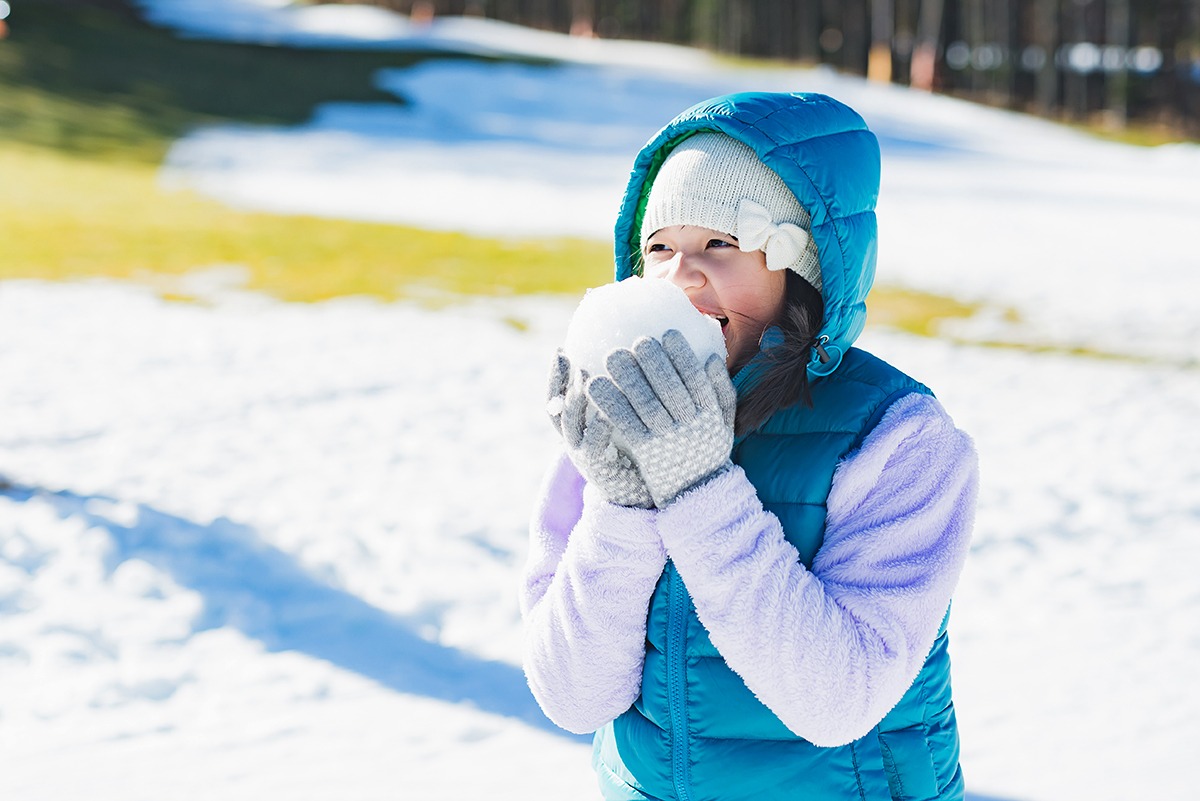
[656,392,978,747]
[519,452,668,734]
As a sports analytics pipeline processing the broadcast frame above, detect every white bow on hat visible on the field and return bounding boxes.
[735,199,811,273]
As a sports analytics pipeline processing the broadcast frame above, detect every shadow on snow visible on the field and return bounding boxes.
[1,483,1032,795]
[210,60,974,161]
[2,482,581,741]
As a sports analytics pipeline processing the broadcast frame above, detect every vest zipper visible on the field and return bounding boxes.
[667,566,692,801]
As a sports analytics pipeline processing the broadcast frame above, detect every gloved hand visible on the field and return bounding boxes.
[587,330,737,508]
[546,349,655,509]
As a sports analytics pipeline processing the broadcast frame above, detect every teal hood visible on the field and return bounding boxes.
[613,92,881,378]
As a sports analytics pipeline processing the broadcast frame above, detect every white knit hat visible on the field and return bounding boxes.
[640,132,822,291]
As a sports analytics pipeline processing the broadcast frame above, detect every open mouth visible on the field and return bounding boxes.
[700,310,729,331]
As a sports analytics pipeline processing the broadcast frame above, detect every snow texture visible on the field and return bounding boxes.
[562,277,727,378]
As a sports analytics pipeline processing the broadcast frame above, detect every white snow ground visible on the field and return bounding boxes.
[2,3,1199,800]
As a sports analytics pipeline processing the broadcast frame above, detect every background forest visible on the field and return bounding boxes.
[327,0,1200,137]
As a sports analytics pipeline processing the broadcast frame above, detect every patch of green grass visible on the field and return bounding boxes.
[865,286,981,337]
[710,52,819,72]
[0,142,611,301]
[1069,118,1195,148]
[0,0,604,301]
[865,286,1198,368]
[946,334,1199,369]
[0,0,509,163]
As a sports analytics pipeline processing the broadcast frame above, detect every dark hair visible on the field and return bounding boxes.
[734,271,825,437]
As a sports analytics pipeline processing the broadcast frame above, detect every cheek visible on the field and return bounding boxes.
[643,262,668,279]
[759,271,788,321]
[733,280,785,324]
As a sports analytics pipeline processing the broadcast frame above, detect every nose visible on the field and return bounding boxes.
[656,251,707,291]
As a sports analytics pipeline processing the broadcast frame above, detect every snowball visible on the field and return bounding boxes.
[562,277,727,377]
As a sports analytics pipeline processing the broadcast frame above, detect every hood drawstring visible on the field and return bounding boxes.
[814,336,831,365]
[808,334,843,378]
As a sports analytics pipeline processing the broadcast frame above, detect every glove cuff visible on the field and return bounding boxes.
[650,458,736,509]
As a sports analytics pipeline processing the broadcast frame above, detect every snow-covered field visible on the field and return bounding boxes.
[2,2,1199,800]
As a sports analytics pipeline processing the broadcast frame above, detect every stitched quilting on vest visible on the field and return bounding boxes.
[594,350,962,801]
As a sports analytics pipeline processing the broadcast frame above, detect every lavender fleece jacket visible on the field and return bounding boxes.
[521,391,978,746]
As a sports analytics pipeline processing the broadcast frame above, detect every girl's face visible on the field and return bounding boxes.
[643,224,787,373]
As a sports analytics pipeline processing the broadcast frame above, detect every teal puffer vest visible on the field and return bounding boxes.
[591,349,964,801]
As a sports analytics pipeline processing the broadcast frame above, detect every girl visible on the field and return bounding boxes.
[521,92,978,801]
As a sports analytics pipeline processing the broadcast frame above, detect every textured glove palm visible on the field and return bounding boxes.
[587,330,737,508]
[546,349,656,509]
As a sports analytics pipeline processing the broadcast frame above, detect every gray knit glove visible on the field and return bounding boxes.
[546,349,655,509]
[587,330,737,508]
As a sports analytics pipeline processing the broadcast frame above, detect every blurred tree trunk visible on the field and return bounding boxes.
[869,0,895,80]
[1106,0,1131,124]
[843,0,869,73]
[1188,0,1200,134]
[688,0,720,50]
[1157,0,1185,128]
[962,0,983,93]
[797,0,823,62]
[761,0,795,59]
[991,0,1013,100]
[570,0,595,35]
[1032,0,1059,114]
[724,0,752,55]
[658,0,685,43]
[1062,0,1088,119]
[911,0,944,89]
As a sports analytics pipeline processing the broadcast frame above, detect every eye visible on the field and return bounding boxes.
[707,238,736,249]
[645,243,672,255]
